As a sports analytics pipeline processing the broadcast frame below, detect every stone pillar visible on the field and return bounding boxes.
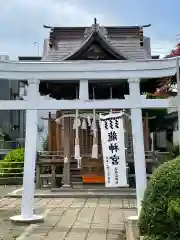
[79,79,89,100]
[62,117,71,188]
[10,79,43,223]
[128,78,147,216]
[125,216,140,240]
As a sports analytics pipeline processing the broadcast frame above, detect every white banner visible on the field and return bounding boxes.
[99,112,128,187]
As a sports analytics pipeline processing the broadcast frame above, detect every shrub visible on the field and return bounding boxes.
[165,142,180,162]
[0,148,24,177]
[139,156,180,239]
[42,136,48,151]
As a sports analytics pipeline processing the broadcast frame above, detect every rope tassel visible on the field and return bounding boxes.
[74,109,81,163]
[81,118,87,130]
[72,117,76,129]
[75,137,80,159]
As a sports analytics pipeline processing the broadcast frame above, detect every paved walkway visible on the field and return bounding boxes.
[0,185,22,198]
[0,198,137,240]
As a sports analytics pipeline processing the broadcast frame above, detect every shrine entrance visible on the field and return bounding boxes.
[48,110,132,185]
[1,56,177,222]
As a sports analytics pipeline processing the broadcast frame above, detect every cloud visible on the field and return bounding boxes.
[151,39,176,58]
[0,0,177,60]
[0,0,110,59]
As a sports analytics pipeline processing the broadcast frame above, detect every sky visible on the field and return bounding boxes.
[0,0,179,60]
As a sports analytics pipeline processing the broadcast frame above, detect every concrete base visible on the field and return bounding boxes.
[10,214,44,224]
[125,216,139,240]
[61,184,71,188]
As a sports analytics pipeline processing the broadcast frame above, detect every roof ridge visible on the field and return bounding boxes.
[62,29,132,60]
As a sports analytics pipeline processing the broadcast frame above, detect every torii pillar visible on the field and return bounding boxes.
[128,78,147,216]
[10,79,43,223]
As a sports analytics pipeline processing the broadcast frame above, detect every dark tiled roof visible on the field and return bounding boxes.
[43,24,151,61]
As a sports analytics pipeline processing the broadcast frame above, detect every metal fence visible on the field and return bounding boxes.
[0,139,25,156]
[0,161,24,185]
[0,140,25,184]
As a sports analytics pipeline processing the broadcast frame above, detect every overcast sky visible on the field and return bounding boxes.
[0,0,179,60]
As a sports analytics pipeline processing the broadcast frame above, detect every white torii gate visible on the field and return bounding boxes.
[0,57,179,223]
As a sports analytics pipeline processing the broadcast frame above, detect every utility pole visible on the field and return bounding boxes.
[33,41,40,56]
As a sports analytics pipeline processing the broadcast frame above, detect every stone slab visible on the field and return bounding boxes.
[5,188,136,199]
[1,197,137,239]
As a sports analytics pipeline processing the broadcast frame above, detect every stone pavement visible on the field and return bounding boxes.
[0,185,22,198]
[0,197,44,239]
[0,197,137,240]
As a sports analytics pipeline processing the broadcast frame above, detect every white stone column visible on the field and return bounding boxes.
[79,79,89,100]
[128,78,147,216]
[10,79,43,223]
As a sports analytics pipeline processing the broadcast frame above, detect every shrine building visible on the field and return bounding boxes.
[32,20,162,187]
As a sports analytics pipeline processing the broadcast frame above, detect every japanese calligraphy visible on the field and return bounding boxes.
[109,143,119,154]
[114,167,119,184]
[105,157,111,184]
[102,116,120,131]
[109,154,119,165]
[99,112,128,188]
[108,131,117,141]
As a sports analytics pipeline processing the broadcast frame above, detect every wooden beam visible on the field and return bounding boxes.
[55,110,61,154]
[143,115,149,151]
[48,112,52,152]
[63,117,71,158]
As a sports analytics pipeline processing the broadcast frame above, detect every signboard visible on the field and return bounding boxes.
[99,112,128,187]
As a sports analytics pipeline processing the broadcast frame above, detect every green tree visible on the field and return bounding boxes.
[139,156,180,239]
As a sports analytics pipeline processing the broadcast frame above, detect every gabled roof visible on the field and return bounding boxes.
[63,28,132,60]
[43,22,152,61]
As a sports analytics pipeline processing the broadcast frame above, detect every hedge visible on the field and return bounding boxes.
[0,148,24,177]
[139,156,180,239]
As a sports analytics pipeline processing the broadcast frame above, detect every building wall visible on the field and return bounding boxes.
[18,56,42,147]
[0,56,10,136]
[172,120,179,146]
[0,55,20,142]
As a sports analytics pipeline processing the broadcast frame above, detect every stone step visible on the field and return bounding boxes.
[71,177,82,183]
[51,186,135,192]
[6,190,137,199]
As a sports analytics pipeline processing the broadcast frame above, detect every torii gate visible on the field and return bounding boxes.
[0,57,179,223]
